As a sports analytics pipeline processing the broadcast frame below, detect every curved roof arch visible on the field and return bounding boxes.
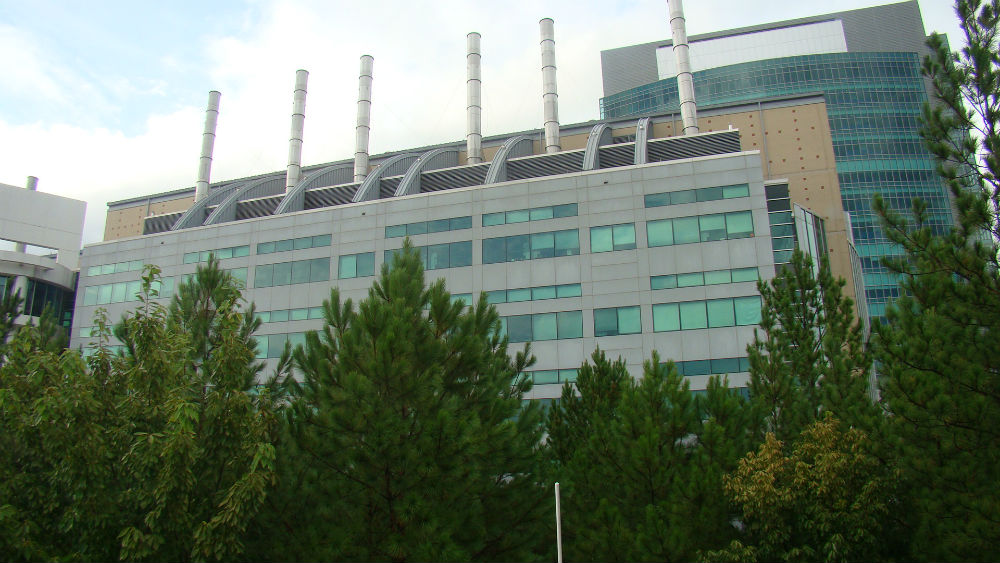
[484,135,533,184]
[352,153,419,203]
[170,183,242,231]
[582,123,613,170]
[394,148,459,197]
[274,163,355,215]
[634,117,651,165]
[204,176,285,225]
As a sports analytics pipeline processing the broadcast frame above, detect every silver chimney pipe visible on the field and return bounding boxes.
[539,18,560,154]
[466,33,483,164]
[668,0,699,135]
[14,176,38,253]
[286,69,309,192]
[354,55,374,183]
[194,91,221,202]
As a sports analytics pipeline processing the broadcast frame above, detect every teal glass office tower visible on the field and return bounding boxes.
[599,1,950,317]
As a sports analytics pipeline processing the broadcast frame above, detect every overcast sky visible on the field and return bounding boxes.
[0,0,962,246]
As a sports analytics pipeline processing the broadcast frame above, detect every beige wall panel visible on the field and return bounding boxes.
[104,206,146,240]
[559,131,589,151]
[150,196,194,215]
[482,144,501,163]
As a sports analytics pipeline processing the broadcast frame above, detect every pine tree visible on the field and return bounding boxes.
[748,250,873,443]
[548,352,751,561]
[271,240,548,561]
[873,0,1000,558]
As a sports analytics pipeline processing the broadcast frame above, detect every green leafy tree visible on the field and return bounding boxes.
[0,262,285,562]
[0,287,23,353]
[109,263,286,562]
[0,322,123,562]
[548,353,752,562]
[705,415,900,563]
[873,0,1000,558]
[267,241,548,562]
[748,250,874,442]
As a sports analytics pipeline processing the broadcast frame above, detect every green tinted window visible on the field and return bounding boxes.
[707,299,735,327]
[590,226,613,253]
[557,311,583,339]
[653,303,680,331]
[679,301,707,329]
[533,313,558,341]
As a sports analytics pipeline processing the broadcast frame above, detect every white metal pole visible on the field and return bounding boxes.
[555,482,563,563]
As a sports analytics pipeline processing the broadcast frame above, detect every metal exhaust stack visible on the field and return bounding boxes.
[14,176,38,253]
[539,18,560,153]
[668,0,699,135]
[194,90,221,202]
[286,69,309,192]
[466,33,483,164]
[354,55,374,183]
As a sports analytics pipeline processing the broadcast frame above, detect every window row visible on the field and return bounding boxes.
[524,368,579,386]
[183,245,250,264]
[652,296,762,332]
[651,267,759,290]
[385,241,472,271]
[255,307,325,323]
[483,229,580,264]
[644,183,750,208]
[647,211,754,247]
[257,234,331,255]
[485,283,582,304]
[673,356,751,377]
[483,203,578,227]
[590,223,637,253]
[594,306,642,337]
[501,310,583,343]
[385,216,472,238]
[255,258,330,288]
[255,332,309,359]
[87,259,144,277]
[338,252,376,279]
[82,278,176,306]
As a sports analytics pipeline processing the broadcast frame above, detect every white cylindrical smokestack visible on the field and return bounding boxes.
[286,69,309,192]
[14,176,38,253]
[466,33,483,164]
[354,55,374,183]
[539,18,560,154]
[669,0,699,135]
[194,91,221,202]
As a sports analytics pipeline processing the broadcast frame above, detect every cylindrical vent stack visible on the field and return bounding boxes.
[668,0,699,135]
[14,176,38,253]
[466,33,483,164]
[194,90,221,202]
[539,18,560,154]
[286,69,309,192]
[354,55,374,183]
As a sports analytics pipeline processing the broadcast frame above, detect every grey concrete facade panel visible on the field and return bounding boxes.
[74,154,772,391]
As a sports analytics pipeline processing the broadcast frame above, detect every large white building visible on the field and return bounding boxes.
[72,14,849,398]
[1,177,86,332]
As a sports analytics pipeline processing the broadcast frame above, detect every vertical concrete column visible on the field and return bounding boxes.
[195,91,221,202]
[539,18,561,153]
[286,69,309,192]
[668,0,699,135]
[354,56,374,183]
[466,33,483,164]
[14,176,38,253]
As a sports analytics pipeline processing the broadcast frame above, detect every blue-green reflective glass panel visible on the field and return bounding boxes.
[679,301,707,329]
[557,311,583,339]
